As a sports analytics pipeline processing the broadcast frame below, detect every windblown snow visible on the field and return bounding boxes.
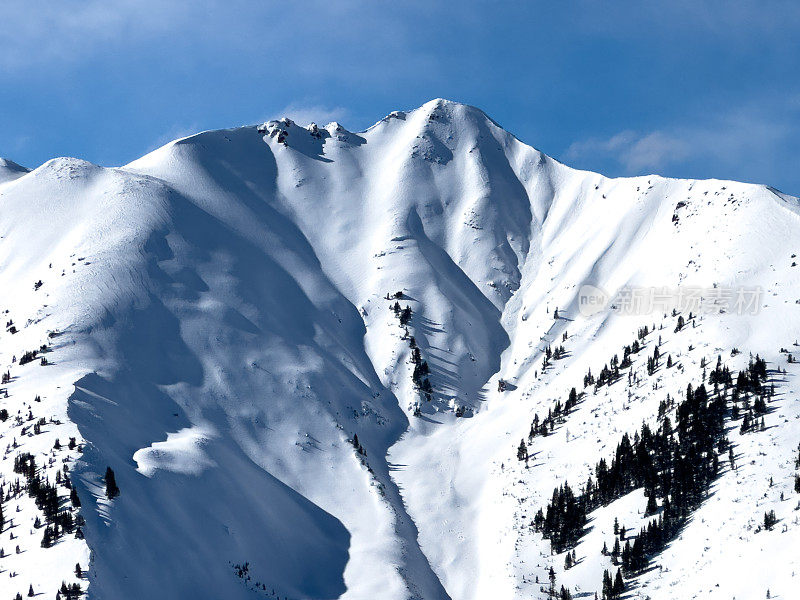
[1,99,799,600]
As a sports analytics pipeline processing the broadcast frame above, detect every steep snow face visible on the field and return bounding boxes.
[1,99,800,600]
[0,158,30,184]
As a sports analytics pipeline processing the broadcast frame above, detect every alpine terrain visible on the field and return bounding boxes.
[1,99,799,600]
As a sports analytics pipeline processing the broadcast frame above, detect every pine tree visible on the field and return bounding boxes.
[613,569,625,597]
[602,569,613,600]
[645,492,658,515]
[105,466,120,499]
[28,584,34,597]
[41,526,52,548]
[517,439,528,463]
[621,540,631,571]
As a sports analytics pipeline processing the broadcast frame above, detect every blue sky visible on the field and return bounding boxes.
[2,1,799,193]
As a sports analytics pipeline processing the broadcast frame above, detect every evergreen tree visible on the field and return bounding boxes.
[535,352,766,570]
[517,439,528,463]
[41,526,52,548]
[645,492,658,515]
[601,569,613,600]
[613,570,625,597]
[105,466,120,499]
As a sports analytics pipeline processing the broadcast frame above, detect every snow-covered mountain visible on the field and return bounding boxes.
[1,98,799,600]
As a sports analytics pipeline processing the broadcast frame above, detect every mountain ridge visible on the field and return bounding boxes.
[0,99,799,600]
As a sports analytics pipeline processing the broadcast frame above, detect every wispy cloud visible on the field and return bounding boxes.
[0,1,191,72]
[572,0,800,37]
[143,122,203,156]
[564,97,800,189]
[267,103,351,127]
[565,130,690,173]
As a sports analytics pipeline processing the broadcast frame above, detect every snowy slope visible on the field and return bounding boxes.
[1,99,799,600]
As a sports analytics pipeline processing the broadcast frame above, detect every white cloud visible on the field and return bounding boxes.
[565,98,799,186]
[144,122,203,155]
[0,0,192,72]
[267,103,351,128]
[566,130,690,172]
[573,0,800,37]
[563,129,681,174]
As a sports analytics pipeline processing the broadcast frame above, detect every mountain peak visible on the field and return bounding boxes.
[0,157,29,172]
[0,157,30,183]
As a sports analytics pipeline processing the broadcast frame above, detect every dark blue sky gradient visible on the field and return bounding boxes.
[1,1,799,193]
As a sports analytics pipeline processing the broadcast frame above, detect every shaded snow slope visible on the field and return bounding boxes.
[1,99,799,600]
[0,158,29,184]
